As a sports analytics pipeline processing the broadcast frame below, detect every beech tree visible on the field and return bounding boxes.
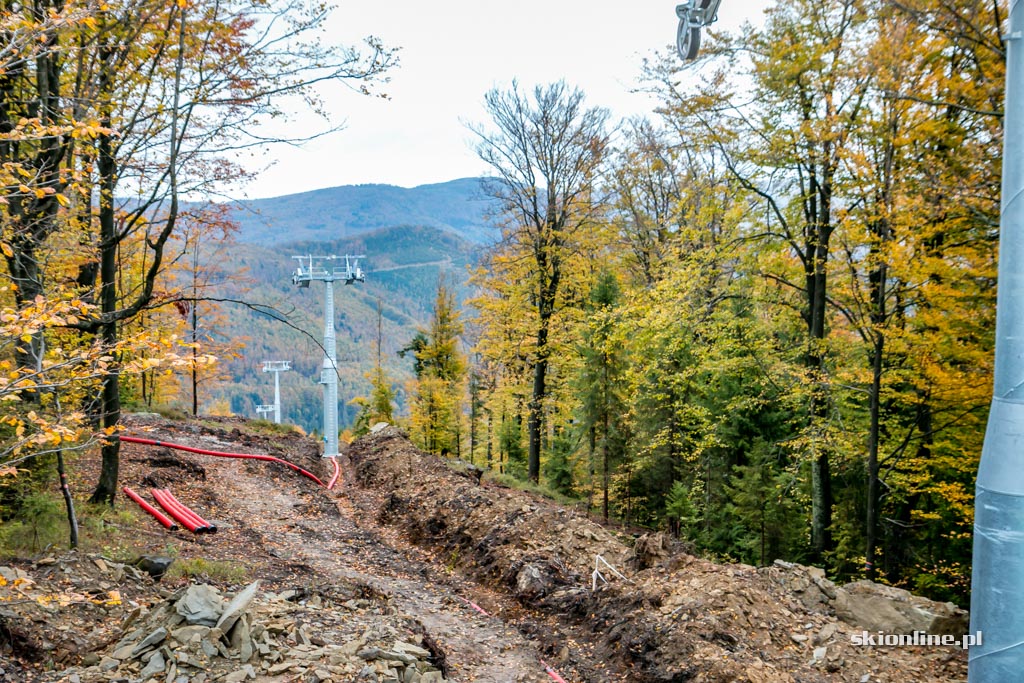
[470,81,611,482]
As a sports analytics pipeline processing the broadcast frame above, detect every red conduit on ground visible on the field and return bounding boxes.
[122,486,178,530]
[161,488,217,533]
[540,659,569,683]
[157,488,215,533]
[458,596,490,617]
[327,457,340,490]
[120,436,326,487]
[151,488,204,533]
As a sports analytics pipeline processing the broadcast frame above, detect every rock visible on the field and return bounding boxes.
[814,622,839,645]
[630,533,669,570]
[514,563,552,600]
[176,584,223,626]
[420,672,444,682]
[370,422,390,434]
[268,661,298,675]
[229,615,253,662]
[222,665,255,682]
[139,651,166,679]
[392,641,431,659]
[790,633,809,644]
[832,581,969,636]
[216,580,260,634]
[132,627,168,656]
[811,646,827,664]
[112,644,137,660]
[171,624,211,644]
[99,657,120,672]
[135,556,175,581]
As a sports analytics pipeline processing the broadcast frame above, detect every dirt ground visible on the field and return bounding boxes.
[0,414,967,682]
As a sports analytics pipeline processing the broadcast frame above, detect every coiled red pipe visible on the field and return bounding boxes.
[120,436,326,487]
[160,488,216,533]
[151,488,204,533]
[328,456,340,490]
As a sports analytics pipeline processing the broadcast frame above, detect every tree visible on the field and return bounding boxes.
[470,81,611,482]
[575,271,627,521]
[402,277,466,455]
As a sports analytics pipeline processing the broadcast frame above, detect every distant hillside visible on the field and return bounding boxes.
[229,177,500,246]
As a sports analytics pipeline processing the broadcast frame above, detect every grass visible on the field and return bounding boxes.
[166,557,248,584]
[0,493,147,560]
[483,471,583,508]
[247,419,301,437]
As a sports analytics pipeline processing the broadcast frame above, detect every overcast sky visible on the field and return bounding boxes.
[233,0,770,199]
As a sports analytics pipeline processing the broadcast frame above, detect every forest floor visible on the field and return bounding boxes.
[0,414,967,682]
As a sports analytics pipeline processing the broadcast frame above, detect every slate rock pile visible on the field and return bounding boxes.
[59,581,448,683]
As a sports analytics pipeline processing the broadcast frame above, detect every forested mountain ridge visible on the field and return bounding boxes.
[228,178,499,246]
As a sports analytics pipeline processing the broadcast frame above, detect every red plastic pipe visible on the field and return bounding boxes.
[120,436,326,487]
[541,660,569,683]
[327,456,340,490]
[122,486,178,530]
[151,488,203,533]
[161,488,217,533]
[153,489,209,533]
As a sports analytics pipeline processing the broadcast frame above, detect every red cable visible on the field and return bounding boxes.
[540,659,569,683]
[328,456,340,490]
[120,436,326,487]
[151,488,203,533]
[122,486,178,530]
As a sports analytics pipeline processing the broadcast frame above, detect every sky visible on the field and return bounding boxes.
[234,0,771,200]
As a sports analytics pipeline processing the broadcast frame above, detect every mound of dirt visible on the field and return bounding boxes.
[348,426,967,683]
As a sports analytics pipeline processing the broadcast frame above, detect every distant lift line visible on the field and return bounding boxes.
[291,254,365,458]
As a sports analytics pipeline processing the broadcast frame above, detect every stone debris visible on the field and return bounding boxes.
[56,582,449,683]
[769,561,970,636]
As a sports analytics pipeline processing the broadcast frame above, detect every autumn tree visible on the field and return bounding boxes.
[402,277,466,456]
[470,81,611,482]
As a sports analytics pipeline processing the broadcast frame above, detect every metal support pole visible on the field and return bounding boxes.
[261,361,291,425]
[273,370,281,424]
[322,279,339,457]
[291,255,365,458]
[969,4,1024,679]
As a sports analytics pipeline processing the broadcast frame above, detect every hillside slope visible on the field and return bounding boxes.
[229,178,500,246]
[0,416,964,682]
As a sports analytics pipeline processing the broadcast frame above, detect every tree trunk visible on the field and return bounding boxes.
[528,340,548,483]
[90,44,121,506]
[57,449,79,549]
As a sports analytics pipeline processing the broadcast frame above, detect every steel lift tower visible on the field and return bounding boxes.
[291,255,365,458]
[262,361,291,424]
[970,0,1024,677]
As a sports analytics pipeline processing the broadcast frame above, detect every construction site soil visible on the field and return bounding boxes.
[0,415,967,682]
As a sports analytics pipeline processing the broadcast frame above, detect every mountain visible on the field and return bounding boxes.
[228,177,501,246]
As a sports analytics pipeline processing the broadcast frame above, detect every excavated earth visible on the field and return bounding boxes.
[0,415,967,682]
